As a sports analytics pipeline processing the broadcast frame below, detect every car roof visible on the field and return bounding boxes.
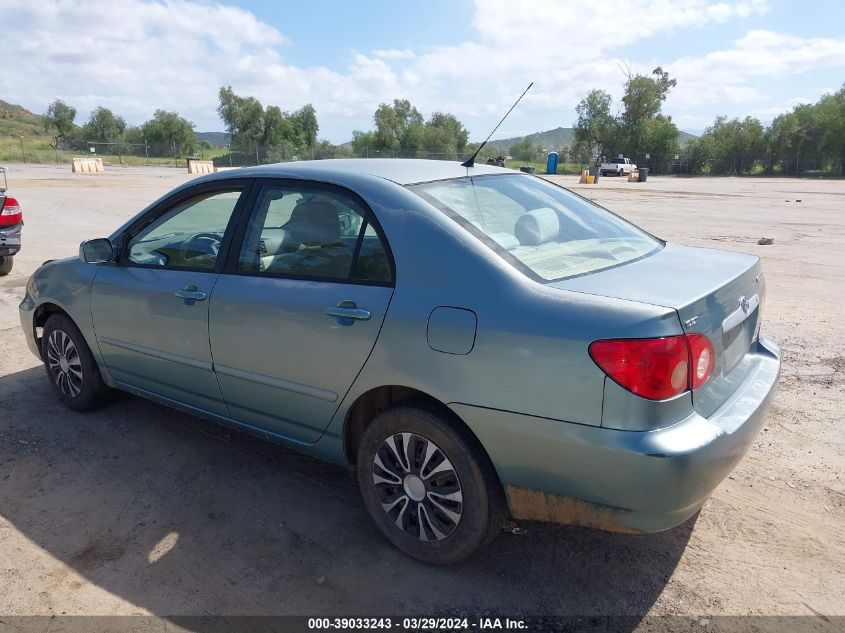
[216,158,515,186]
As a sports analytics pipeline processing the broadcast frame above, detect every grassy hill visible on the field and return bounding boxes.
[488,126,575,152]
[678,130,697,147]
[487,126,697,153]
[196,131,230,147]
[0,100,47,139]
[0,101,57,163]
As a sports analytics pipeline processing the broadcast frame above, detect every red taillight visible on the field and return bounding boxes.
[685,333,714,389]
[589,334,715,401]
[0,197,22,226]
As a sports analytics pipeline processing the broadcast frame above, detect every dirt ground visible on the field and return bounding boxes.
[0,164,842,621]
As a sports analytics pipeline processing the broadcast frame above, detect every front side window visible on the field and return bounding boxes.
[126,189,242,269]
[238,184,392,283]
[410,175,661,281]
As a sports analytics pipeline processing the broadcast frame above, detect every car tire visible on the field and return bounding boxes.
[42,314,109,411]
[0,255,12,276]
[357,402,505,565]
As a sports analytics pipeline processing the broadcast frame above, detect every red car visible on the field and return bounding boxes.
[0,167,22,275]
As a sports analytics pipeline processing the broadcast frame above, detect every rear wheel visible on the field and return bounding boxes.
[0,255,13,276]
[42,314,109,411]
[357,403,505,565]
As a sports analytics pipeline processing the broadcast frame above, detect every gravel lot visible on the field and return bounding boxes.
[0,164,842,620]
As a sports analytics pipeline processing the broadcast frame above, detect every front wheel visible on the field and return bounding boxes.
[42,314,109,411]
[357,403,505,565]
[0,255,13,276]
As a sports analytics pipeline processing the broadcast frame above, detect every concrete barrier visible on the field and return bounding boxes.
[187,159,215,174]
[72,157,104,173]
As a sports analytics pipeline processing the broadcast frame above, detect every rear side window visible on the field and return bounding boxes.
[238,184,392,284]
[410,175,660,281]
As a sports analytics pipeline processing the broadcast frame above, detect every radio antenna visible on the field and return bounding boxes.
[461,82,533,168]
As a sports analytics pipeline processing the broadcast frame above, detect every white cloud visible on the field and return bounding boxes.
[372,49,415,60]
[470,0,768,51]
[667,30,845,109]
[1,0,838,142]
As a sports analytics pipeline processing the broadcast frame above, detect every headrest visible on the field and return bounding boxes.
[514,208,560,246]
[286,202,340,244]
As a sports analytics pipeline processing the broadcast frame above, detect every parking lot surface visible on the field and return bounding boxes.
[0,165,843,618]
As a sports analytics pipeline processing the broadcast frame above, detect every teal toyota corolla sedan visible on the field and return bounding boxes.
[20,159,780,564]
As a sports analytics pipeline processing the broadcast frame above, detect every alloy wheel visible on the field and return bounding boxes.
[46,329,83,398]
[372,432,463,541]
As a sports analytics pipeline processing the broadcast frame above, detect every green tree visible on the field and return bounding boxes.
[765,111,801,173]
[619,67,678,157]
[573,89,617,159]
[694,116,766,174]
[139,110,197,157]
[351,130,377,157]
[262,105,295,152]
[217,86,265,156]
[509,137,538,162]
[83,106,126,143]
[217,86,322,163]
[684,136,712,174]
[642,115,681,169]
[572,67,679,171]
[816,86,845,175]
[44,99,77,140]
[291,104,319,152]
[373,99,425,152]
[424,112,469,156]
[352,100,469,158]
[311,139,339,160]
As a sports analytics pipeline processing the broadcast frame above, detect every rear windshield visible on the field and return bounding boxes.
[409,174,661,281]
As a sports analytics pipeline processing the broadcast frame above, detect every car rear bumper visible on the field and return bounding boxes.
[451,336,781,533]
[0,222,22,255]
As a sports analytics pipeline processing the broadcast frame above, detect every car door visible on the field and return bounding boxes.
[208,180,395,443]
[91,181,250,416]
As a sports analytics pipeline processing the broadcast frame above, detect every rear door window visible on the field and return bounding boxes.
[237,184,393,284]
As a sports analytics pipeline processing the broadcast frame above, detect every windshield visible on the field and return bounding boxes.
[410,174,661,281]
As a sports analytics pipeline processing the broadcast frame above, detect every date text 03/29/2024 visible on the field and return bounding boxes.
[307,617,527,630]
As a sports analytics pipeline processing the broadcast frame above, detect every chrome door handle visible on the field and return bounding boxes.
[325,304,371,321]
[175,286,207,301]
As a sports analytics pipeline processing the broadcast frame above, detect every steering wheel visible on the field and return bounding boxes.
[179,232,222,263]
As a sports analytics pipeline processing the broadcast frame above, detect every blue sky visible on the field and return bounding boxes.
[2,0,843,143]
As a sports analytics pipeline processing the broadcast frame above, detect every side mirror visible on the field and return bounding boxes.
[79,238,115,264]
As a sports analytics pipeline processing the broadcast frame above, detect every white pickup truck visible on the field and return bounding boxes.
[600,157,637,177]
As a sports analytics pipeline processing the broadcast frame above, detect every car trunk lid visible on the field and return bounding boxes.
[550,243,764,417]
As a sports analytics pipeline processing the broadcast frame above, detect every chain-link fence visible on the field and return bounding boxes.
[4,135,843,177]
[58,140,221,166]
[557,152,842,176]
[605,151,843,176]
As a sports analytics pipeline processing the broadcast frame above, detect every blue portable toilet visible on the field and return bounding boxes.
[546,151,559,174]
